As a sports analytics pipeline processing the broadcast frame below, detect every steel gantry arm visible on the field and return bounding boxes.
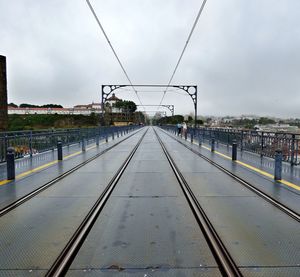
[101,84,197,127]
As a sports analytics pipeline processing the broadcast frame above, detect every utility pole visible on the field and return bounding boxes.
[0,55,8,131]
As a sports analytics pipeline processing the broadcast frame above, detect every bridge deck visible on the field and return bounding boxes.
[0,127,299,276]
[0,133,129,210]
[175,133,300,214]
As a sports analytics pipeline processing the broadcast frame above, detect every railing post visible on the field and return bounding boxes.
[260,132,264,157]
[96,130,100,146]
[274,149,282,181]
[57,141,63,161]
[82,137,86,152]
[240,131,244,151]
[6,147,15,180]
[290,134,295,166]
[232,140,237,161]
[112,129,115,140]
[4,135,8,158]
[29,131,33,157]
[67,129,70,147]
[227,131,230,147]
[198,132,202,147]
[211,138,215,152]
[52,129,55,151]
[191,129,194,143]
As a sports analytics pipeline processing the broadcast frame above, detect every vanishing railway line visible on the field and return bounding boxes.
[0,128,143,217]
[0,127,299,276]
[46,128,149,276]
[159,127,300,222]
[46,127,242,276]
[154,129,242,276]
[46,127,239,276]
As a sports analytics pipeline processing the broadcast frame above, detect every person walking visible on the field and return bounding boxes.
[177,123,182,136]
[182,122,187,139]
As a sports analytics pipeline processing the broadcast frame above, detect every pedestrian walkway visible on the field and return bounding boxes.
[0,140,98,181]
[0,127,299,276]
[173,130,300,187]
[0,129,140,210]
[163,129,300,213]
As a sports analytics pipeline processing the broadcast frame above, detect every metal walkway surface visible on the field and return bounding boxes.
[0,127,299,276]
[162,128,300,214]
[200,137,300,185]
[0,133,123,182]
[0,141,96,181]
[0,129,139,210]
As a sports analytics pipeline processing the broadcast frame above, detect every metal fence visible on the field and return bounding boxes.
[0,125,139,163]
[163,125,300,166]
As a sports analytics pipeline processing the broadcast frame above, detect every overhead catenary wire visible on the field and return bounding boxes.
[157,0,208,108]
[85,0,145,110]
[119,88,185,93]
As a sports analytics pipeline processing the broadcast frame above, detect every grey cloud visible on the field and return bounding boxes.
[1,0,300,117]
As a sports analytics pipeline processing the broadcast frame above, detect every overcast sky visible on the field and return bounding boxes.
[1,0,300,118]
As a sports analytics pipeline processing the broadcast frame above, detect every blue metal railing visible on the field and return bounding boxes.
[162,125,300,166]
[0,125,140,163]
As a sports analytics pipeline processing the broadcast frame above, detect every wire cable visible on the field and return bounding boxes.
[157,0,208,107]
[85,0,145,110]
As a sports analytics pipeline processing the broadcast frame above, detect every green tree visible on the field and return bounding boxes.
[114,100,137,113]
[19,103,39,108]
[41,104,63,108]
[196,119,204,125]
[258,117,275,125]
[188,115,193,122]
[8,102,18,107]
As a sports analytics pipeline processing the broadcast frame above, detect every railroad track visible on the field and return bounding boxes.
[1,127,297,276]
[48,127,239,276]
[159,127,300,222]
[45,128,148,276]
[0,127,144,217]
[154,128,242,277]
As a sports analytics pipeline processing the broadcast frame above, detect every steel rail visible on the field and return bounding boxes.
[0,128,144,217]
[154,128,242,277]
[160,128,300,222]
[46,128,148,276]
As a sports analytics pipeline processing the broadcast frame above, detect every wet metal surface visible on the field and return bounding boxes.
[67,268,221,276]
[67,268,221,277]
[1,127,299,276]
[168,130,300,214]
[0,143,83,180]
[0,131,140,210]
[0,132,144,273]
[158,128,300,273]
[69,197,218,270]
[68,129,220,276]
[0,270,46,276]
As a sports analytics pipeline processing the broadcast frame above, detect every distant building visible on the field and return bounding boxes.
[73,102,101,110]
[254,124,299,133]
[8,102,102,115]
[106,93,122,113]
